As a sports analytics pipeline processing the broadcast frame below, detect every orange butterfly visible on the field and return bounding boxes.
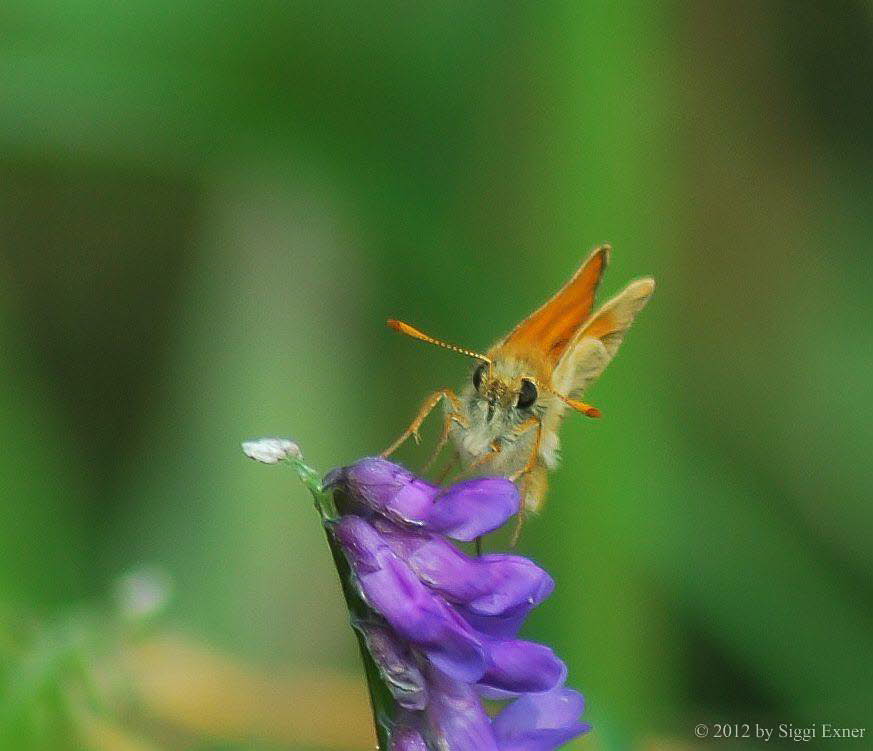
[383,245,654,540]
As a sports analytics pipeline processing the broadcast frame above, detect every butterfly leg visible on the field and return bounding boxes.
[381,389,461,458]
[508,417,542,481]
[508,418,543,546]
[510,477,530,547]
[423,406,467,473]
[464,441,501,557]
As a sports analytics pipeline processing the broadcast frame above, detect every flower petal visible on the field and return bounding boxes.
[327,460,518,539]
[354,622,428,711]
[427,477,520,541]
[492,688,591,751]
[373,520,553,622]
[325,458,438,526]
[454,603,531,639]
[390,717,429,751]
[426,667,499,751]
[476,639,567,698]
[465,555,554,616]
[332,516,486,682]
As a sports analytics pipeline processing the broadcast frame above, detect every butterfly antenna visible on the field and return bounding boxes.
[387,319,491,364]
[538,382,601,418]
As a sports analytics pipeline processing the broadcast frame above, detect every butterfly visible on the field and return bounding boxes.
[383,245,654,541]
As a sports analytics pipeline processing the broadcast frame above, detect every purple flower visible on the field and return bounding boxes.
[333,515,486,682]
[390,723,429,751]
[478,638,567,698]
[492,689,592,751]
[355,621,428,711]
[424,666,499,751]
[327,457,590,750]
[371,519,554,625]
[326,458,520,541]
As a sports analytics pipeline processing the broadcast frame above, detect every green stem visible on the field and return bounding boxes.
[286,457,395,749]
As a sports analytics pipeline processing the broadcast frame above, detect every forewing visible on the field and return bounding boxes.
[553,278,655,396]
[497,246,609,366]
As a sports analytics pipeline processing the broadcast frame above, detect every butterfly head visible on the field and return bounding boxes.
[470,360,540,424]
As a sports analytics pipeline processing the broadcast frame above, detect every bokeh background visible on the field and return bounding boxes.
[2,2,872,749]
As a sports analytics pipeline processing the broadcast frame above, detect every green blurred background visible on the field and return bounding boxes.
[2,2,872,749]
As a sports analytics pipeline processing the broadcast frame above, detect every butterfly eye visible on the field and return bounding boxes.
[472,362,487,392]
[517,379,537,409]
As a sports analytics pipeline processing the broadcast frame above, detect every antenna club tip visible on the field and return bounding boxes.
[586,407,602,418]
[386,318,403,331]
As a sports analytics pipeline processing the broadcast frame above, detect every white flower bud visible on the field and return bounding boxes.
[242,437,303,464]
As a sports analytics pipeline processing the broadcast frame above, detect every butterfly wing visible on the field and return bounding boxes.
[496,245,610,367]
[552,277,655,398]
